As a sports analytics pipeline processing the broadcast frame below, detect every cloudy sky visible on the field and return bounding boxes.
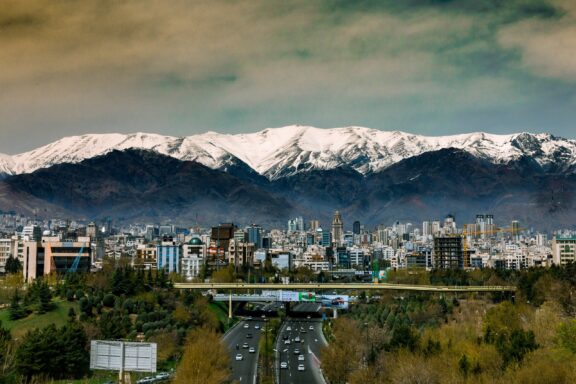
[1,0,575,153]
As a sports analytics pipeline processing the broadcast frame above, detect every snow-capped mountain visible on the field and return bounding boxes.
[1,126,575,179]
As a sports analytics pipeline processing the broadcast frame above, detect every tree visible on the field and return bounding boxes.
[4,255,21,274]
[98,310,132,339]
[36,281,53,314]
[0,321,13,381]
[173,327,229,384]
[15,322,89,381]
[9,289,28,320]
[59,321,89,378]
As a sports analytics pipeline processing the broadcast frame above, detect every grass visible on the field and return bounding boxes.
[209,301,238,332]
[0,299,79,338]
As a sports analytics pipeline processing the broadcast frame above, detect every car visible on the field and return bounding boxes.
[136,377,154,384]
[309,326,314,330]
[235,354,243,361]
[284,339,291,345]
[246,333,253,338]
[249,347,256,353]
[294,336,300,342]
[243,323,249,329]
[242,342,249,348]
[301,328,307,333]
[254,325,260,329]
[282,335,289,340]
[298,354,305,361]
[294,348,300,355]
[280,362,288,369]
[155,372,170,380]
[286,326,292,331]
[307,315,311,319]
[298,364,305,371]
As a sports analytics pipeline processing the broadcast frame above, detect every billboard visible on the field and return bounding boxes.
[279,291,316,302]
[90,340,157,372]
[318,294,349,310]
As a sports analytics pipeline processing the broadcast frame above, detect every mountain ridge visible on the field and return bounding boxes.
[1,126,575,180]
[1,147,575,230]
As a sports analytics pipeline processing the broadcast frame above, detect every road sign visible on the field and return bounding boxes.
[90,340,157,373]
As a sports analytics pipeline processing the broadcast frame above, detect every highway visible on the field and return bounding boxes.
[223,319,264,384]
[276,304,327,384]
[174,282,516,292]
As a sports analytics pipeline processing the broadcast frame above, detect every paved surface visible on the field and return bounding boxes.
[276,302,327,384]
[175,282,516,292]
[223,319,264,384]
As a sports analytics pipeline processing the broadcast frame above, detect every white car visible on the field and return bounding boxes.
[280,362,288,369]
[309,326,314,330]
[243,323,249,329]
[298,364,305,371]
[286,326,292,331]
[235,354,243,361]
[249,347,256,353]
[298,354,305,361]
[284,339,291,345]
[254,325,260,329]
[294,336,300,342]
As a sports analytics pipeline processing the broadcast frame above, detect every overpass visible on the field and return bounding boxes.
[173,282,516,292]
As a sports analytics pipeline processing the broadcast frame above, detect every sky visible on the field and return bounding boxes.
[1,0,575,154]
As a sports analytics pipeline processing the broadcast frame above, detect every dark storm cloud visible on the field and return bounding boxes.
[0,0,575,153]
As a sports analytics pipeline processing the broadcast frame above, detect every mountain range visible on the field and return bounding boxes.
[1,126,575,230]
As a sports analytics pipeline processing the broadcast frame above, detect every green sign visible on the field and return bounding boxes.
[298,292,316,302]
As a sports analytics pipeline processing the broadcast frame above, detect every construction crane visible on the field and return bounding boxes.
[461,225,524,268]
[68,245,85,273]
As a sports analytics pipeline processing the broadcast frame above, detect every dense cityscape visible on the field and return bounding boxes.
[1,210,575,281]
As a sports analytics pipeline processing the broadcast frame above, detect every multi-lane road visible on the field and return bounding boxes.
[275,302,327,384]
[223,318,264,384]
[223,302,328,384]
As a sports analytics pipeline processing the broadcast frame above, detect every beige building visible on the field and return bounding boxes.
[23,237,91,282]
[551,236,576,265]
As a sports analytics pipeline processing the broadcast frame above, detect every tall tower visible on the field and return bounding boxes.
[331,211,344,246]
[352,221,361,235]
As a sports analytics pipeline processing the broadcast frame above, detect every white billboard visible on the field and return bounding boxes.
[318,295,349,310]
[90,340,157,373]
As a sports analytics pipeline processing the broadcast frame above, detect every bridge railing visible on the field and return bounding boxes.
[173,282,516,292]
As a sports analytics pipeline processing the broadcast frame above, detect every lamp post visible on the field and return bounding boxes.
[363,322,368,366]
[264,317,268,377]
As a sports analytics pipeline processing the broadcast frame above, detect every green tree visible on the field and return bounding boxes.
[9,289,28,320]
[59,321,89,378]
[4,255,21,274]
[98,310,132,339]
[36,281,53,314]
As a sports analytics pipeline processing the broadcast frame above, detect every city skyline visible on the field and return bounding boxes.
[1,0,576,153]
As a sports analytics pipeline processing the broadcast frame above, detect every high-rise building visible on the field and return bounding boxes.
[288,217,304,232]
[157,237,180,273]
[422,221,432,238]
[331,211,344,246]
[551,235,576,265]
[511,220,520,241]
[433,236,465,269]
[309,220,320,232]
[246,225,263,249]
[353,221,361,235]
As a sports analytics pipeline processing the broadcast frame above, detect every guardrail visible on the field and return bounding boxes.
[173,282,516,292]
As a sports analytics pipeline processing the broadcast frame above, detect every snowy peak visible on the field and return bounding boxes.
[2,126,575,179]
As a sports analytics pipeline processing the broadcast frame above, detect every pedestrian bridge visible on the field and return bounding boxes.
[173,282,516,292]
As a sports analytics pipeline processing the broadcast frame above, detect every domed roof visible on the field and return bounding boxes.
[189,237,203,245]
